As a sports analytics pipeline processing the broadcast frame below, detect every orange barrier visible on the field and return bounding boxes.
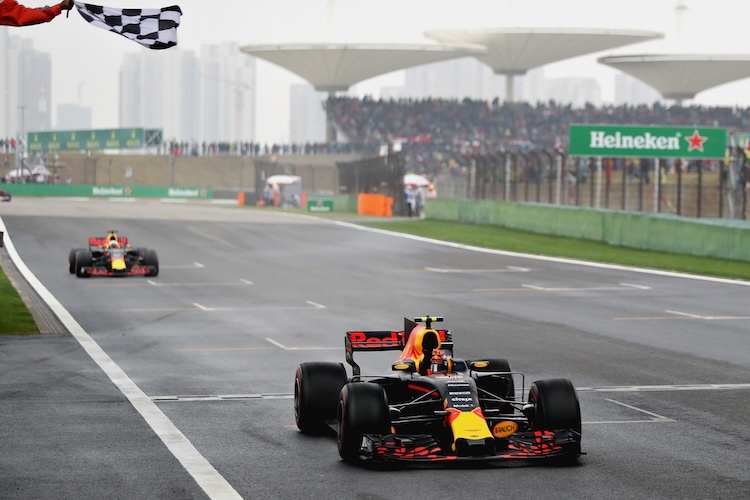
[357,193,393,217]
[237,192,245,206]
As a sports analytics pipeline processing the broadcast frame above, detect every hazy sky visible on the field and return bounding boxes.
[11,0,750,143]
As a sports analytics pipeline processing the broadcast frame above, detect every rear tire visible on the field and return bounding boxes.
[75,250,92,278]
[294,362,347,435]
[337,382,390,464]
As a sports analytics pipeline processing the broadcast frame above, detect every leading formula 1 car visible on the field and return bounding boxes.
[68,230,159,278]
[294,316,582,466]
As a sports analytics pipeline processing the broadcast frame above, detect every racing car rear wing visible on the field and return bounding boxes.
[344,322,454,377]
[89,236,128,247]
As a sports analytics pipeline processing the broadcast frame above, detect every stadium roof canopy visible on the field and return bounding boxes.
[597,54,750,103]
[424,28,663,100]
[239,43,486,93]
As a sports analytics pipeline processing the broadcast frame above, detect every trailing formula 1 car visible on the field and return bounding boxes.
[68,230,159,278]
[294,316,582,466]
[0,189,11,202]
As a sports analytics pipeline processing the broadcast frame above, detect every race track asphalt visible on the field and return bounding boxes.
[1,198,749,499]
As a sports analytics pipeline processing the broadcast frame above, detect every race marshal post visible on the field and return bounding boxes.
[568,124,727,211]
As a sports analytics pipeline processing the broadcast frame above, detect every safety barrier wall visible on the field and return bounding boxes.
[357,194,393,217]
[332,194,358,213]
[424,198,750,262]
[1,184,213,199]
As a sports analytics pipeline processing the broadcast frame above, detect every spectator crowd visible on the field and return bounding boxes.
[326,96,750,178]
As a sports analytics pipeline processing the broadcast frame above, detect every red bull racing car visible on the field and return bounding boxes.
[68,230,159,278]
[294,316,582,466]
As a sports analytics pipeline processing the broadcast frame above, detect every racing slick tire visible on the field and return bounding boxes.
[471,358,515,413]
[69,248,84,273]
[294,362,347,435]
[75,250,93,278]
[143,249,159,277]
[529,378,581,435]
[337,382,390,464]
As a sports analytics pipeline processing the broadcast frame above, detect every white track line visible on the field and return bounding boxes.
[604,398,675,422]
[265,338,287,349]
[0,217,241,500]
[312,217,750,287]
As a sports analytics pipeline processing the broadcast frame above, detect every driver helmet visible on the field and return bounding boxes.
[430,349,448,375]
[109,239,120,249]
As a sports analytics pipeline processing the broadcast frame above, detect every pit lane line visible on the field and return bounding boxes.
[0,217,242,500]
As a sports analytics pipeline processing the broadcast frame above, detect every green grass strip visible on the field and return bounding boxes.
[362,219,750,282]
[0,266,39,335]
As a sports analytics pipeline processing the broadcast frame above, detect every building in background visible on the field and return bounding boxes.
[289,83,326,144]
[614,72,661,106]
[402,57,504,101]
[0,27,53,139]
[199,43,256,143]
[546,77,602,107]
[56,103,92,130]
[119,49,201,142]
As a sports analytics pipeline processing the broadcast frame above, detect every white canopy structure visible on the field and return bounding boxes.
[424,28,663,101]
[598,54,750,104]
[240,43,484,93]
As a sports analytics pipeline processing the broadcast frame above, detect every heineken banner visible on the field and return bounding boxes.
[569,125,727,159]
[2,184,212,199]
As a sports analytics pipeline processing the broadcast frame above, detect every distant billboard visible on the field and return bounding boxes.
[27,128,162,152]
[569,124,727,159]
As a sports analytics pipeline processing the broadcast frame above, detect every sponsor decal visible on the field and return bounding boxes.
[92,186,124,196]
[348,331,401,347]
[493,421,519,438]
[472,361,489,369]
[589,131,680,151]
[685,130,708,152]
[392,363,412,370]
[168,187,201,198]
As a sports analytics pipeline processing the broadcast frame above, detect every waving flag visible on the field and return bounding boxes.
[74,2,182,50]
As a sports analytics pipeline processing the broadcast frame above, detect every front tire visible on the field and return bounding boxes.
[337,382,390,464]
[68,248,83,273]
[294,362,347,435]
[529,378,581,434]
[75,250,92,278]
[143,249,159,277]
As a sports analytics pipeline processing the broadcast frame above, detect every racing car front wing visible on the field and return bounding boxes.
[360,429,582,463]
[81,267,152,277]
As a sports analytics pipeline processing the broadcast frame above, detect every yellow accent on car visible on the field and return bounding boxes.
[449,411,493,450]
[111,258,127,271]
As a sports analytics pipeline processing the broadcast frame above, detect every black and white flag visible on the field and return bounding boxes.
[74,2,182,50]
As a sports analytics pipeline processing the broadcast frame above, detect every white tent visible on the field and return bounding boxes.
[6,168,26,179]
[404,173,430,187]
[265,174,301,186]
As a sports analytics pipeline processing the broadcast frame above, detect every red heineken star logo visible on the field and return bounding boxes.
[686,129,708,152]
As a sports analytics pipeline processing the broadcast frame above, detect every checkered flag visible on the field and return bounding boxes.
[74,2,182,50]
